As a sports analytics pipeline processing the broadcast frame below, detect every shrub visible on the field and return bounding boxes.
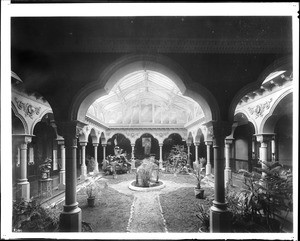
[13,199,60,232]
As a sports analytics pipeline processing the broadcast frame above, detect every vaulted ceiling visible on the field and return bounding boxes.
[11,16,293,121]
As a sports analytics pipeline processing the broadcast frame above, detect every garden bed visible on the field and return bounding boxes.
[77,186,134,232]
[160,186,214,232]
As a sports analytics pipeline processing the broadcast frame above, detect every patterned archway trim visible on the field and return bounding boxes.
[12,91,52,135]
[105,127,188,145]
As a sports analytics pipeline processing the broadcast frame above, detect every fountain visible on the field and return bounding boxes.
[128,155,165,191]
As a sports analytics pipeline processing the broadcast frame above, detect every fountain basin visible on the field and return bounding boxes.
[128,180,166,192]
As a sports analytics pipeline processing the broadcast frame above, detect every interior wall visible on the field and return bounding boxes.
[275,115,293,168]
[233,123,254,171]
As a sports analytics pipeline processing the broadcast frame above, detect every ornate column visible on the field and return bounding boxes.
[13,135,33,201]
[205,121,232,233]
[205,141,213,176]
[224,138,234,186]
[255,133,274,179]
[251,136,256,160]
[271,135,276,161]
[57,121,84,232]
[194,142,200,164]
[131,143,135,159]
[93,143,99,174]
[57,138,66,190]
[80,142,87,180]
[159,143,163,169]
[102,144,107,170]
[187,142,191,166]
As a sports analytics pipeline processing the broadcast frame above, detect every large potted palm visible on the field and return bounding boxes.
[83,180,102,207]
[189,161,206,199]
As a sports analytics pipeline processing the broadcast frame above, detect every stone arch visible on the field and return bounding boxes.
[100,132,106,144]
[134,133,159,159]
[234,111,258,134]
[71,54,218,124]
[228,56,292,123]
[30,109,54,135]
[89,128,100,144]
[187,131,194,144]
[11,105,28,134]
[260,90,292,133]
[194,128,204,143]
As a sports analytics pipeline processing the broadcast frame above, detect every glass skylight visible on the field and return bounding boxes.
[87,70,204,125]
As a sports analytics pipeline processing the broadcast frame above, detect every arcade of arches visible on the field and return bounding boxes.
[10,17,294,233]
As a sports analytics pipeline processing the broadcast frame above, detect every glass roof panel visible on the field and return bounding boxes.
[89,69,204,125]
[263,70,286,84]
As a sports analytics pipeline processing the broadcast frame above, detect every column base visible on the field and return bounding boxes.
[206,163,212,175]
[210,202,231,233]
[59,207,82,232]
[17,181,30,201]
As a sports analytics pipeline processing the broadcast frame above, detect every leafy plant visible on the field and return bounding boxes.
[38,158,52,172]
[165,145,189,174]
[227,160,293,232]
[13,198,60,232]
[189,161,205,189]
[84,180,102,198]
[104,147,131,176]
[196,204,210,232]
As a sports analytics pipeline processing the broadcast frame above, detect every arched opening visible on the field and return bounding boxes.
[31,113,57,196]
[12,110,26,197]
[106,133,131,158]
[135,133,159,160]
[162,133,186,162]
[275,115,292,168]
[233,122,255,172]
[73,56,217,125]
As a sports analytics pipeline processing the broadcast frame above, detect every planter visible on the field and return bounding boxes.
[194,188,204,199]
[41,170,50,179]
[87,197,96,207]
[198,226,209,233]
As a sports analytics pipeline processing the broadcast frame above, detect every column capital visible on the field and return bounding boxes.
[203,120,232,141]
[205,140,213,146]
[102,144,107,147]
[56,136,65,146]
[93,143,99,147]
[194,141,200,146]
[56,120,87,141]
[159,143,163,147]
[186,142,192,147]
[255,133,275,143]
[225,138,234,145]
[79,142,87,147]
[12,134,34,146]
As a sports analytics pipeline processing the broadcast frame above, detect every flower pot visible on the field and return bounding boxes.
[41,170,50,179]
[87,197,96,207]
[198,226,209,233]
[194,188,204,199]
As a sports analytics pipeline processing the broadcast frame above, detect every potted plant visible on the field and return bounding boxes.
[38,158,52,179]
[84,180,102,207]
[196,204,210,232]
[189,161,205,199]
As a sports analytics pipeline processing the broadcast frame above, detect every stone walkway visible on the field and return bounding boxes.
[107,180,198,233]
